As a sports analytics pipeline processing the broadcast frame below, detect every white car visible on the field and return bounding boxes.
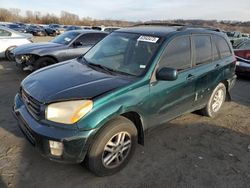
[0,26,33,60]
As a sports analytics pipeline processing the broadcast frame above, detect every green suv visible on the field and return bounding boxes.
[13,24,236,176]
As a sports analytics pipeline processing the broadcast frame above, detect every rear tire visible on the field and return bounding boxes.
[5,46,16,61]
[85,116,137,176]
[33,57,56,71]
[201,83,226,118]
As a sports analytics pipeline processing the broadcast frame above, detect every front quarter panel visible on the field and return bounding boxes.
[77,79,151,131]
[34,46,67,61]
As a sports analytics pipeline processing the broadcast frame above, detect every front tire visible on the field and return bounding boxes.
[33,57,56,71]
[85,116,137,176]
[202,83,226,118]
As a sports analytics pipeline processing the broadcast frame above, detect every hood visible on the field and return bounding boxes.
[21,59,134,103]
[13,42,65,55]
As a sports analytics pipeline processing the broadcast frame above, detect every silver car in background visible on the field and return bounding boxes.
[0,26,32,60]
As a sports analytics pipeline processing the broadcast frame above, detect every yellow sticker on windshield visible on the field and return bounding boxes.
[137,36,159,43]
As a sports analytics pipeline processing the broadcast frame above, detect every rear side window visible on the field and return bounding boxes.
[193,35,212,65]
[76,33,106,46]
[212,39,220,61]
[159,36,191,71]
[214,36,232,58]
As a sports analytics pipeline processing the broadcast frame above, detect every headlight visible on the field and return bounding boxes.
[45,100,93,124]
[16,54,34,64]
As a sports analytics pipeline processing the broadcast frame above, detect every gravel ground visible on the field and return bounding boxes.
[0,37,250,188]
[32,36,54,43]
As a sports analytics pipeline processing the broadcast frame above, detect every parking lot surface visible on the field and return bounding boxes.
[0,52,250,187]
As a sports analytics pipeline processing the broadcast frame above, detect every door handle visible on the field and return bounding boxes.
[186,74,195,81]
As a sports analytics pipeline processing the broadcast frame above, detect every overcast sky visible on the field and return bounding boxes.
[1,0,250,21]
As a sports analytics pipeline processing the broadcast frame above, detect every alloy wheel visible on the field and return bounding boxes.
[102,131,131,169]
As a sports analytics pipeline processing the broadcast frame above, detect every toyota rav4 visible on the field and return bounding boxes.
[13,24,236,176]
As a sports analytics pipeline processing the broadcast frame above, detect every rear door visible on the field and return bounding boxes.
[191,34,234,109]
[147,35,196,127]
[191,34,214,107]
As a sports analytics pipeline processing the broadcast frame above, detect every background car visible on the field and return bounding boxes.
[0,26,32,60]
[13,30,108,71]
[230,37,249,48]
[49,24,65,34]
[65,26,82,31]
[6,23,26,33]
[43,26,58,36]
[234,39,250,76]
[25,25,47,36]
[102,27,121,33]
[91,26,102,31]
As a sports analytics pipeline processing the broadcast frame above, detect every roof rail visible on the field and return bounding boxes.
[178,25,221,32]
[132,22,185,27]
[132,22,221,32]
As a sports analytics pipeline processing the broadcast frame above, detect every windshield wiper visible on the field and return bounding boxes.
[83,58,115,75]
[105,68,135,76]
[82,57,135,76]
[89,63,115,75]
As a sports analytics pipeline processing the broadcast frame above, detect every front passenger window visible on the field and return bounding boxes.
[158,36,191,71]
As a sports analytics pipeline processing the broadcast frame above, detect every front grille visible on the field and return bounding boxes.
[21,89,42,120]
[18,114,36,145]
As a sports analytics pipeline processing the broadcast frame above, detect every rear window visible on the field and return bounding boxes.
[237,41,250,50]
[193,35,212,65]
[0,29,11,37]
[159,36,191,71]
[214,36,232,58]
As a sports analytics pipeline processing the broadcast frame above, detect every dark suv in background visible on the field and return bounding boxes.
[13,24,236,176]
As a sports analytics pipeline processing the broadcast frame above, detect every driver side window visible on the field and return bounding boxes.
[158,36,191,71]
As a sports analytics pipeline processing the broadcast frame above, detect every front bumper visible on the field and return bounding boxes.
[13,94,95,163]
[236,61,250,76]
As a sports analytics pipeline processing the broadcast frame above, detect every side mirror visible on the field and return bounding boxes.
[156,67,178,81]
[73,41,83,47]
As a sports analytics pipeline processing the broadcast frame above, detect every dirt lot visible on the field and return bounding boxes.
[0,37,250,188]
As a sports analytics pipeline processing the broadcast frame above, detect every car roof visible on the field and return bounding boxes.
[116,26,178,37]
[116,25,224,38]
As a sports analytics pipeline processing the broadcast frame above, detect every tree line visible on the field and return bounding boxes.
[0,8,134,26]
[0,8,249,33]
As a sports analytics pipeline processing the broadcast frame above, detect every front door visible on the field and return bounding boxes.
[146,35,196,127]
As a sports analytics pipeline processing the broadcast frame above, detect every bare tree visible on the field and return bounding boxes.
[60,11,79,25]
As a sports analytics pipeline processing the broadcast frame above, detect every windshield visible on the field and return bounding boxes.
[51,31,80,45]
[84,32,162,76]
